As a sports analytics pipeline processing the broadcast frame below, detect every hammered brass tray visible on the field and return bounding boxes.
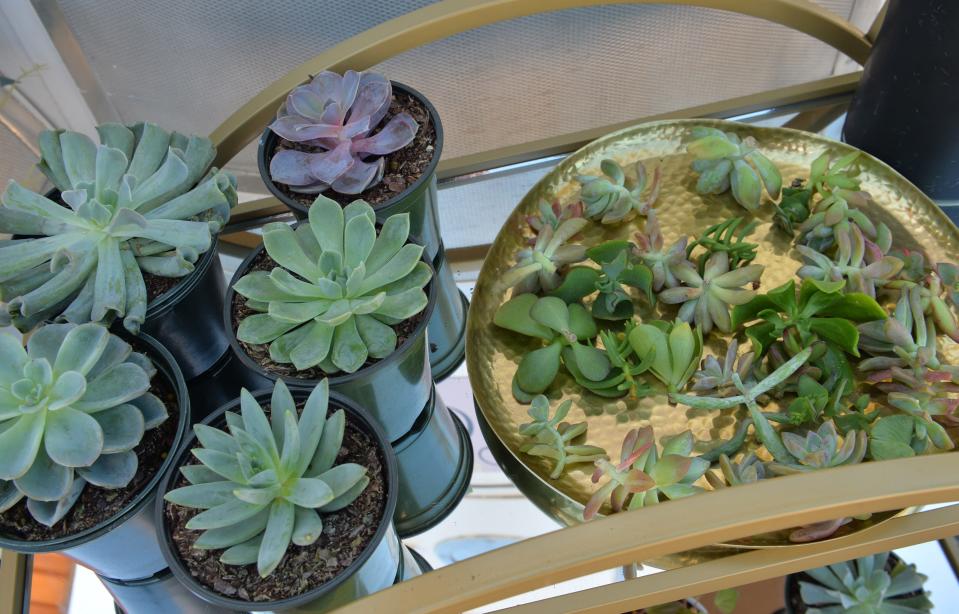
[466,119,959,565]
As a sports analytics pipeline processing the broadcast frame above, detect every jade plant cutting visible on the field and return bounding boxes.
[0,123,237,332]
[576,159,660,224]
[549,240,653,320]
[0,323,167,526]
[493,294,609,402]
[518,395,606,479]
[268,70,418,195]
[233,195,431,374]
[686,127,781,211]
[164,380,368,578]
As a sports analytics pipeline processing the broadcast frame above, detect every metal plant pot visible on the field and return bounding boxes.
[843,0,959,200]
[0,332,190,582]
[223,228,436,442]
[393,385,473,537]
[157,387,404,613]
[427,248,469,382]
[99,567,234,614]
[257,81,444,263]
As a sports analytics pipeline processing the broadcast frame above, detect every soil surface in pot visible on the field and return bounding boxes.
[268,90,436,209]
[0,368,179,540]
[231,249,426,379]
[165,404,387,602]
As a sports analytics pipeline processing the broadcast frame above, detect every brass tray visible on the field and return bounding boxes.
[466,119,959,566]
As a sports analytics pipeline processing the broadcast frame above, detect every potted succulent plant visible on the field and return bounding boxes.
[223,195,471,535]
[0,123,238,379]
[0,322,189,584]
[256,69,467,380]
[157,379,427,611]
[784,551,933,613]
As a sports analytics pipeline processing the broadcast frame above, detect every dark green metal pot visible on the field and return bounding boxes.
[223,229,436,442]
[99,568,234,614]
[393,385,473,537]
[257,81,444,263]
[0,331,190,583]
[157,387,404,613]
[427,247,469,382]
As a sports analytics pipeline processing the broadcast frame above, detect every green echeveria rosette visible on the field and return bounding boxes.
[798,553,932,613]
[0,123,237,333]
[232,195,431,375]
[164,379,369,578]
[0,322,168,527]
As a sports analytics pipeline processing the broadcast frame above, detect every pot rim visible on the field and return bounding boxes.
[257,80,444,217]
[223,220,437,387]
[0,330,190,553]
[156,386,399,610]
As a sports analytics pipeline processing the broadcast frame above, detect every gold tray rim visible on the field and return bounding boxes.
[466,118,959,562]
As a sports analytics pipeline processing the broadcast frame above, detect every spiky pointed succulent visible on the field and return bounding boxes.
[627,320,703,393]
[767,421,867,475]
[687,127,782,211]
[0,123,237,333]
[633,209,690,291]
[268,70,418,195]
[518,396,606,479]
[0,323,167,527]
[233,196,431,374]
[659,252,764,334]
[584,427,708,519]
[549,240,653,320]
[164,380,369,578]
[576,159,661,224]
[798,553,932,614]
[503,215,588,295]
[493,295,610,402]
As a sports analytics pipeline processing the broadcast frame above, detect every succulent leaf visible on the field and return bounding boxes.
[166,380,369,577]
[687,129,781,210]
[576,159,661,224]
[0,323,165,526]
[234,197,430,374]
[0,124,236,333]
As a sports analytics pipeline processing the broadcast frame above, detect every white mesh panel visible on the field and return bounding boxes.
[55,1,866,175]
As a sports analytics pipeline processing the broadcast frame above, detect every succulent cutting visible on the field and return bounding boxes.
[627,320,702,393]
[0,123,237,332]
[0,323,167,527]
[503,212,588,295]
[686,127,782,211]
[518,396,606,479]
[233,195,431,374]
[164,380,369,578]
[268,70,418,195]
[576,159,660,224]
[494,294,609,402]
[549,240,653,320]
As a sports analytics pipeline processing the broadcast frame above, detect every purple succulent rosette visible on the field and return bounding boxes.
[269,70,420,196]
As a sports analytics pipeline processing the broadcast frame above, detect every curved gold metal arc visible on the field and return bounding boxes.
[339,454,959,614]
[0,550,29,614]
[209,0,871,166]
[501,505,959,613]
